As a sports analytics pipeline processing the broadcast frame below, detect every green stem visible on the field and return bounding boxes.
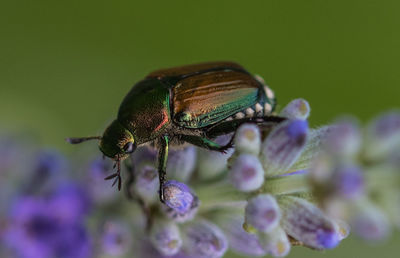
[262,174,310,195]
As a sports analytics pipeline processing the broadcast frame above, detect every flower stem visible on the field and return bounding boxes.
[262,174,310,195]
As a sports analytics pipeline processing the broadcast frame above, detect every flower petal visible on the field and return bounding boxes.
[278,196,341,249]
[261,120,308,175]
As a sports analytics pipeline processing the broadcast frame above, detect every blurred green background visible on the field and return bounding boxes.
[1,0,399,257]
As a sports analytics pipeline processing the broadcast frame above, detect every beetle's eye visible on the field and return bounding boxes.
[123,142,136,154]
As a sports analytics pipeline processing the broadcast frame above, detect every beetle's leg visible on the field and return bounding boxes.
[104,160,122,191]
[158,135,169,203]
[206,116,286,138]
[179,134,233,153]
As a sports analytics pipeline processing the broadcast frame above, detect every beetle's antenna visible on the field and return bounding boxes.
[65,136,102,144]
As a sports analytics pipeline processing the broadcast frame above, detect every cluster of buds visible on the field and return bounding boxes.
[309,112,400,241]
[1,101,398,258]
[221,99,349,256]
[121,99,353,257]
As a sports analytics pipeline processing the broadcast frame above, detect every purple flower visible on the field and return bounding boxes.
[162,180,198,216]
[182,220,228,258]
[197,134,233,180]
[229,154,265,192]
[50,182,91,222]
[279,99,310,120]
[325,120,361,156]
[261,120,308,176]
[351,202,390,241]
[234,124,261,155]
[134,165,159,204]
[365,111,400,160]
[278,196,342,250]
[167,147,197,182]
[245,194,281,233]
[86,157,117,203]
[150,220,182,256]
[25,150,68,193]
[258,226,291,257]
[219,215,267,257]
[4,193,91,258]
[101,220,132,256]
[332,164,364,199]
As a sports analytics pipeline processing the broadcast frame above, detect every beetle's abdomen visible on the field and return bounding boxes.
[172,70,269,128]
[225,83,276,121]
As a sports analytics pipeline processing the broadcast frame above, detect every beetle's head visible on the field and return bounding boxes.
[66,120,137,162]
[98,120,137,161]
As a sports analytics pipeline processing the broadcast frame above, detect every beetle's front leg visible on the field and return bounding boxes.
[158,135,169,203]
[179,134,233,153]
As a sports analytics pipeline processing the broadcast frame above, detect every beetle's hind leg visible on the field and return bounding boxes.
[206,116,286,139]
[104,160,122,190]
[179,134,234,154]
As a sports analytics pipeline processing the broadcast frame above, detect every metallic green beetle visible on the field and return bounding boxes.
[67,61,283,201]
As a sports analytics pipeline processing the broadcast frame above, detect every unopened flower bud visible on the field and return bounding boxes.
[183,220,228,258]
[278,196,341,250]
[365,111,400,160]
[101,221,132,256]
[351,201,390,241]
[258,226,291,257]
[167,147,197,182]
[197,134,233,180]
[219,215,266,257]
[134,165,159,204]
[245,194,281,233]
[234,124,261,155]
[280,99,310,120]
[163,180,196,215]
[229,154,264,192]
[261,120,308,175]
[325,120,361,156]
[332,164,364,199]
[150,220,182,256]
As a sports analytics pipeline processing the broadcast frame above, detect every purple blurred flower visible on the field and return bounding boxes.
[150,220,182,256]
[86,157,117,203]
[365,111,400,160]
[182,220,228,258]
[4,190,91,258]
[325,120,361,156]
[219,215,267,257]
[134,165,159,204]
[332,164,364,199]
[167,147,197,182]
[100,220,132,256]
[351,202,390,241]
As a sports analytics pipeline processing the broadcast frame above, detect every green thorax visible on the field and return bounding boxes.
[117,78,171,145]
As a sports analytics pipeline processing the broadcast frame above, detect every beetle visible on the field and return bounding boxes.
[67,61,284,202]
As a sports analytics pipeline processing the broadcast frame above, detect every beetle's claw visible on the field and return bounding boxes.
[111,176,119,187]
[159,186,165,204]
[117,175,122,191]
[220,141,234,154]
[104,173,118,180]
